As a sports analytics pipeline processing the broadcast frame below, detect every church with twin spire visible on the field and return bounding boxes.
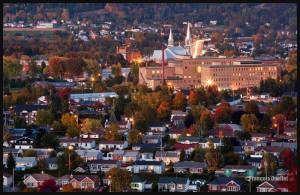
[152,22,193,63]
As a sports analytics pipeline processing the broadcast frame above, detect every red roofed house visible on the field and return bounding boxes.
[174,143,198,156]
[257,181,288,192]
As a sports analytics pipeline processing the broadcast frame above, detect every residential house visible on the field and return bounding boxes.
[131,175,152,192]
[174,143,198,156]
[177,136,199,145]
[104,119,131,130]
[75,150,103,162]
[251,133,266,142]
[99,141,128,151]
[199,137,222,148]
[155,151,180,165]
[142,135,161,144]
[3,157,37,170]
[140,152,155,161]
[169,128,185,139]
[173,161,207,174]
[74,166,89,173]
[69,92,118,104]
[241,141,258,152]
[57,174,100,190]
[31,81,77,89]
[132,143,158,152]
[133,161,165,174]
[224,165,257,177]
[157,177,190,192]
[112,150,140,163]
[148,121,166,133]
[31,148,54,160]
[13,105,48,124]
[207,177,243,192]
[3,173,13,187]
[3,148,23,157]
[23,173,57,188]
[88,160,121,173]
[233,146,245,154]
[102,152,114,160]
[255,146,288,158]
[60,138,96,150]
[14,137,34,149]
[171,116,186,126]
[257,181,288,192]
[247,155,264,169]
[45,157,58,170]
[189,179,206,192]
[283,126,296,136]
[81,129,104,139]
[270,142,297,155]
[217,123,242,133]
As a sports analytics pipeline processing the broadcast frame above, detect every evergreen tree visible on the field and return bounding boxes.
[6,152,16,170]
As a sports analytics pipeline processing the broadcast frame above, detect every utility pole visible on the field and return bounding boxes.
[12,168,14,192]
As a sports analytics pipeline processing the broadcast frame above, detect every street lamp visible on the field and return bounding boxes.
[109,175,112,192]
[68,145,73,170]
[206,79,213,86]
[91,77,95,87]
[272,116,279,137]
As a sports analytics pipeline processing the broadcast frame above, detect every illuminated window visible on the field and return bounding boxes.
[156,70,160,73]
[197,66,202,73]
[152,71,155,73]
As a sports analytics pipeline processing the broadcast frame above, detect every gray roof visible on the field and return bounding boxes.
[113,150,125,155]
[89,160,119,164]
[75,150,102,156]
[178,136,199,142]
[3,148,22,154]
[26,173,56,182]
[173,161,206,169]
[270,142,297,150]
[45,157,57,164]
[248,157,263,163]
[158,177,188,184]
[70,92,118,100]
[201,137,221,144]
[14,105,48,112]
[148,121,165,127]
[132,175,145,183]
[224,165,255,170]
[208,177,243,186]
[142,135,161,140]
[134,161,163,166]
[155,151,179,158]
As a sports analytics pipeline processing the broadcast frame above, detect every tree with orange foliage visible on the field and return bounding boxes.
[214,101,232,123]
[48,56,66,80]
[157,101,171,121]
[173,91,187,111]
[189,90,199,105]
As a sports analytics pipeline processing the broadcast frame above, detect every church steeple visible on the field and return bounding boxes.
[184,21,192,55]
[168,27,174,47]
[185,21,192,47]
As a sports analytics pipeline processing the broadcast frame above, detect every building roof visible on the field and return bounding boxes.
[99,140,126,145]
[27,173,56,182]
[252,133,266,137]
[31,81,77,88]
[158,177,188,184]
[248,157,263,163]
[58,174,99,181]
[171,110,188,116]
[132,175,146,183]
[75,150,101,156]
[3,173,12,178]
[70,92,118,100]
[178,136,199,143]
[89,160,119,164]
[3,148,22,154]
[207,177,243,186]
[171,115,185,121]
[218,123,242,131]
[224,165,255,170]
[173,161,206,169]
[255,146,288,153]
[124,151,139,157]
[155,151,179,158]
[134,161,163,166]
[174,143,198,150]
[14,105,48,112]
[148,121,165,127]
[113,150,125,155]
[142,135,161,141]
[169,128,185,135]
[270,142,297,150]
[242,141,257,147]
[45,157,57,164]
[60,138,95,143]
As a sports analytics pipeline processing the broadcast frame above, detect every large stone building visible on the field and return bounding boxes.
[139,24,281,90]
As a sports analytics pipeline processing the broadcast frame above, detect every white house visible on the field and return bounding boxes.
[70,92,118,103]
[3,173,13,187]
[133,161,166,174]
[99,141,128,150]
[199,137,222,148]
[14,137,34,149]
[3,157,38,170]
[148,122,166,132]
[75,150,103,162]
[23,173,56,188]
[60,138,96,149]
[88,160,121,173]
